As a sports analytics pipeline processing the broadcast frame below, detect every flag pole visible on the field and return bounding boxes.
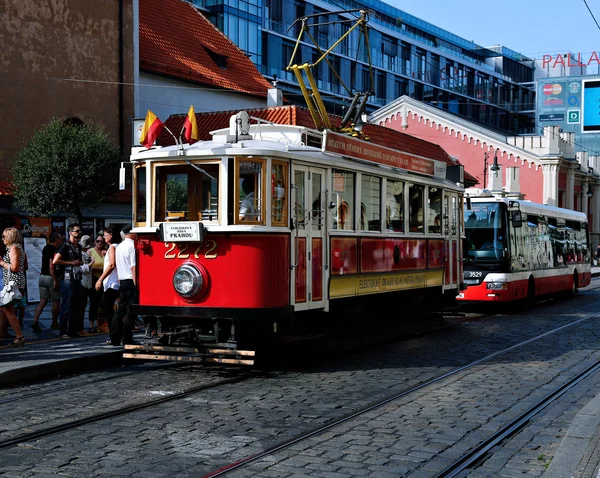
[163,125,181,149]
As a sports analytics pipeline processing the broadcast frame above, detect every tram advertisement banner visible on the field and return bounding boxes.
[323,130,447,179]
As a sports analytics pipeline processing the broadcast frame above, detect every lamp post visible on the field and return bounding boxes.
[483,152,500,189]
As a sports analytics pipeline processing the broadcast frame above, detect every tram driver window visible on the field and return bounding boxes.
[408,184,424,232]
[155,163,220,223]
[236,159,264,224]
[332,169,355,231]
[386,180,404,232]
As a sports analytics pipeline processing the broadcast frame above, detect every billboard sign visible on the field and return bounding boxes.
[583,80,600,132]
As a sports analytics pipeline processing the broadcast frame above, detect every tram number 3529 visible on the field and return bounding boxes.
[468,271,483,278]
[164,241,218,260]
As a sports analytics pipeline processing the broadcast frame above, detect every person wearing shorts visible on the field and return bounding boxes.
[32,233,62,331]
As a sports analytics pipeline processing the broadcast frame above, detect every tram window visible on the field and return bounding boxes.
[386,179,404,232]
[271,161,288,227]
[360,175,381,231]
[428,187,442,234]
[155,163,219,223]
[134,165,146,225]
[408,184,424,232]
[236,159,264,224]
[332,169,355,230]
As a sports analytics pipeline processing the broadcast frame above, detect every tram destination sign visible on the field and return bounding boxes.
[323,130,446,178]
[160,222,205,242]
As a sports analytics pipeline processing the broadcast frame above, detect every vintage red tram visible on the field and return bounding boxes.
[126,111,466,363]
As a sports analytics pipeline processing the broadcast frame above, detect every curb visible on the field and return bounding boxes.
[0,350,125,388]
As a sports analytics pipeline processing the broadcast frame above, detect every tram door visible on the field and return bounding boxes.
[443,192,461,291]
[291,166,326,311]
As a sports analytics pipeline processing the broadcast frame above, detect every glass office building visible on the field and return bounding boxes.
[190,0,536,135]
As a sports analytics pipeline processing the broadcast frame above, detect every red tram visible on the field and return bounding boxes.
[126,111,466,363]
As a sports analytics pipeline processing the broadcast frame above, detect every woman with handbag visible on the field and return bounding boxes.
[0,227,26,347]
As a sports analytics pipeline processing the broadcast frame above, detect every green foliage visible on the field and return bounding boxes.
[12,120,121,222]
[166,176,188,211]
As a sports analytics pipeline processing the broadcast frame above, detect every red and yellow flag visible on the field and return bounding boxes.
[139,110,164,149]
[183,105,199,144]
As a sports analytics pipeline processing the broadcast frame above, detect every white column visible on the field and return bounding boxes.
[594,184,600,233]
[566,168,575,210]
[542,163,559,206]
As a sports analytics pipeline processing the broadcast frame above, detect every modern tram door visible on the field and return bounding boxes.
[443,192,461,291]
[291,166,327,311]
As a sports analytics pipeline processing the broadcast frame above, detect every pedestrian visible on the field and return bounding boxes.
[109,224,137,346]
[17,249,28,328]
[0,227,26,347]
[87,233,105,333]
[31,233,62,332]
[53,223,84,339]
[77,235,95,336]
[95,227,119,336]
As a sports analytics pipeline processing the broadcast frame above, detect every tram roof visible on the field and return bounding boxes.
[150,105,477,185]
[468,194,588,222]
[132,121,465,189]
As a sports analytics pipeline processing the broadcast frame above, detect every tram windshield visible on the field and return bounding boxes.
[464,202,507,261]
[153,162,219,223]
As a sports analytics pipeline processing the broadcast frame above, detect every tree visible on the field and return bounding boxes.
[12,119,121,224]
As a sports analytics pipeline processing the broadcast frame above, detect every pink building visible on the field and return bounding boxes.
[372,96,600,246]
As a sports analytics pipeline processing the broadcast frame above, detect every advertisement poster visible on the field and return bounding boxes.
[24,236,46,303]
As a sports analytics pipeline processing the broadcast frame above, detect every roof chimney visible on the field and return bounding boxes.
[506,166,525,199]
[267,75,283,107]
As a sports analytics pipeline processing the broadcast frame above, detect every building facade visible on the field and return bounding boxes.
[372,96,600,246]
[191,0,536,135]
[0,0,136,236]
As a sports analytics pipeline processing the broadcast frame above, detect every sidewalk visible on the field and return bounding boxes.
[0,302,137,387]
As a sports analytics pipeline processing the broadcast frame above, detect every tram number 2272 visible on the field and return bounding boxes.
[164,241,218,260]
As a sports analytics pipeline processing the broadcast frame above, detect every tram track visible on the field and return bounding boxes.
[0,361,181,405]
[0,369,259,450]
[200,311,600,477]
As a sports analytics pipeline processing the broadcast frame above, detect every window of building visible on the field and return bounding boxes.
[360,175,381,231]
[236,158,265,224]
[386,179,404,232]
[204,46,227,69]
[332,169,355,230]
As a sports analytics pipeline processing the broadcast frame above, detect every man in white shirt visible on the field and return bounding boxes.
[239,178,257,221]
[109,224,137,346]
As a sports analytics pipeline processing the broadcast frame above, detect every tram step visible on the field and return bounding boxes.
[122,344,255,365]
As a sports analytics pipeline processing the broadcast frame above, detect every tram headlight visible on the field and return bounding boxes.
[173,264,203,298]
[486,282,507,290]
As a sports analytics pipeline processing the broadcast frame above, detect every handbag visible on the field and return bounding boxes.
[0,269,22,306]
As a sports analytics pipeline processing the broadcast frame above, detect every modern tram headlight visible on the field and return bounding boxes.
[486,281,508,291]
[173,264,204,298]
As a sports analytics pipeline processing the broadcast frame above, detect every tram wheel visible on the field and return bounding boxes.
[568,272,579,298]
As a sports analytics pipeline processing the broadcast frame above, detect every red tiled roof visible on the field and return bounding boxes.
[140,0,273,98]
[0,181,14,196]
[159,105,476,183]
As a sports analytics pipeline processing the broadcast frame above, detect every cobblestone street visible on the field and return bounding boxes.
[1,283,600,476]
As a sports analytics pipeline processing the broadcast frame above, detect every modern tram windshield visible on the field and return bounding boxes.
[464,202,507,262]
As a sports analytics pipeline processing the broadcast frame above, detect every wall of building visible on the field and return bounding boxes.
[137,72,269,121]
[0,0,135,178]
[381,114,545,203]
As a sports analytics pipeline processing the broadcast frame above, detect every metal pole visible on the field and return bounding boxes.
[483,152,489,189]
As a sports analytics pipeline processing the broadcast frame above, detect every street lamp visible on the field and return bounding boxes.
[483,152,500,189]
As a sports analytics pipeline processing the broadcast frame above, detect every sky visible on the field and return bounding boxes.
[386,0,600,60]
